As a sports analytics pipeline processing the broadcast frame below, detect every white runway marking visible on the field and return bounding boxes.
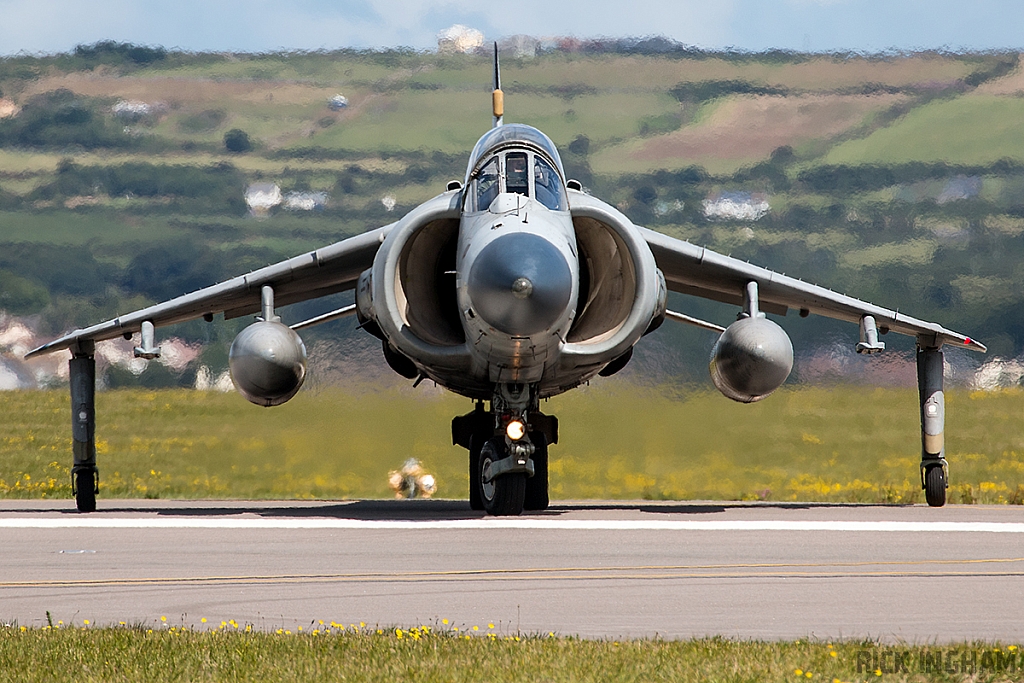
[1,518,1024,532]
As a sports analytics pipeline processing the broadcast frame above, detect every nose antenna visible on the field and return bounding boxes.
[492,42,503,128]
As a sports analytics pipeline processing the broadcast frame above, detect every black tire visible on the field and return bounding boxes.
[75,468,97,513]
[924,465,946,507]
[479,438,525,516]
[468,433,485,511]
[523,433,549,511]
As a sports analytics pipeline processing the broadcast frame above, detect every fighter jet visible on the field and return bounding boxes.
[27,47,985,515]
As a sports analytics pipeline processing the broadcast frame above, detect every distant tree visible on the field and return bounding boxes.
[670,80,787,104]
[0,270,49,314]
[633,185,657,205]
[73,41,167,67]
[769,146,795,165]
[223,129,252,153]
[0,89,133,150]
[568,135,590,156]
[123,240,224,301]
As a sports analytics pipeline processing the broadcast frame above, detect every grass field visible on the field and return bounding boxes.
[2,50,997,175]
[0,148,408,176]
[0,625,1018,683]
[590,92,908,175]
[138,51,978,93]
[823,94,1024,166]
[1,384,1023,504]
[0,50,1015,197]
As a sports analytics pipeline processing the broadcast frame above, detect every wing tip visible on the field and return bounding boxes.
[24,335,81,360]
[950,335,987,353]
[24,343,58,360]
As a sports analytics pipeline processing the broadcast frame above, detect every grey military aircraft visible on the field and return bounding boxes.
[27,47,985,515]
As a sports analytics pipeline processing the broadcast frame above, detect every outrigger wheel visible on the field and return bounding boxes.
[924,463,947,507]
[73,466,98,513]
[478,437,527,516]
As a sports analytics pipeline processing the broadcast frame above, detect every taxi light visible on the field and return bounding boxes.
[505,420,525,441]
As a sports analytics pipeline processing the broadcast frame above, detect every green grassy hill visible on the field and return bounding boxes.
[1,45,1024,362]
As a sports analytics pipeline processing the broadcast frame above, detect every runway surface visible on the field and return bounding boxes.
[1,499,1022,641]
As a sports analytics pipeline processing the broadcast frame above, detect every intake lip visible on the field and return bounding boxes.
[467,232,572,337]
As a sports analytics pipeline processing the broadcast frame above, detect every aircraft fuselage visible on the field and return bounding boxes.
[358,123,664,401]
[458,151,579,384]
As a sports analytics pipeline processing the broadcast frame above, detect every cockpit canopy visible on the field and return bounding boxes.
[464,124,568,213]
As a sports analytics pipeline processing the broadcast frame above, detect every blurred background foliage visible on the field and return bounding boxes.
[1,43,1024,383]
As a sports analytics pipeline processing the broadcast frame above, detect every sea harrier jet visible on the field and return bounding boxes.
[28,47,985,514]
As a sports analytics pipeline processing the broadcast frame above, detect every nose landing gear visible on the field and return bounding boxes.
[451,385,558,516]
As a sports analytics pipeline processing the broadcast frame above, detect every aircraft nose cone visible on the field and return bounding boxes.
[467,232,572,336]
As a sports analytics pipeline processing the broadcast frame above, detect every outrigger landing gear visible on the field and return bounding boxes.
[917,343,946,507]
[69,342,99,513]
[452,384,557,515]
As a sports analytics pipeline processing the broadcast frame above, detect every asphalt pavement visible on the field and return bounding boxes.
[1,499,1022,641]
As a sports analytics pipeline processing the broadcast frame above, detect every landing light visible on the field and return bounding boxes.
[506,420,525,441]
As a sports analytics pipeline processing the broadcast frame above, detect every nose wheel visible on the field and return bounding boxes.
[478,438,526,516]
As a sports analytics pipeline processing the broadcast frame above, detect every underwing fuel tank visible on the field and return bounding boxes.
[710,316,794,403]
[228,321,307,407]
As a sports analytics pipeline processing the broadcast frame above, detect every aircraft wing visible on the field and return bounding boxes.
[640,227,986,352]
[26,224,392,359]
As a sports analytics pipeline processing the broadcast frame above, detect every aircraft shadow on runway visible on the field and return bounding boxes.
[18,499,913,521]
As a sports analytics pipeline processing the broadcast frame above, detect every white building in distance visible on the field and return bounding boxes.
[499,35,541,59]
[284,191,328,211]
[437,25,484,54]
[702,191,770,221]
[0,99,18,119]
[245,183,282,217]
[112,100,151,119]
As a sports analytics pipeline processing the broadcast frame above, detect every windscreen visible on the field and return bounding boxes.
[473,157,500,211]
[534,156,567,210]
[505,152,529,196]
